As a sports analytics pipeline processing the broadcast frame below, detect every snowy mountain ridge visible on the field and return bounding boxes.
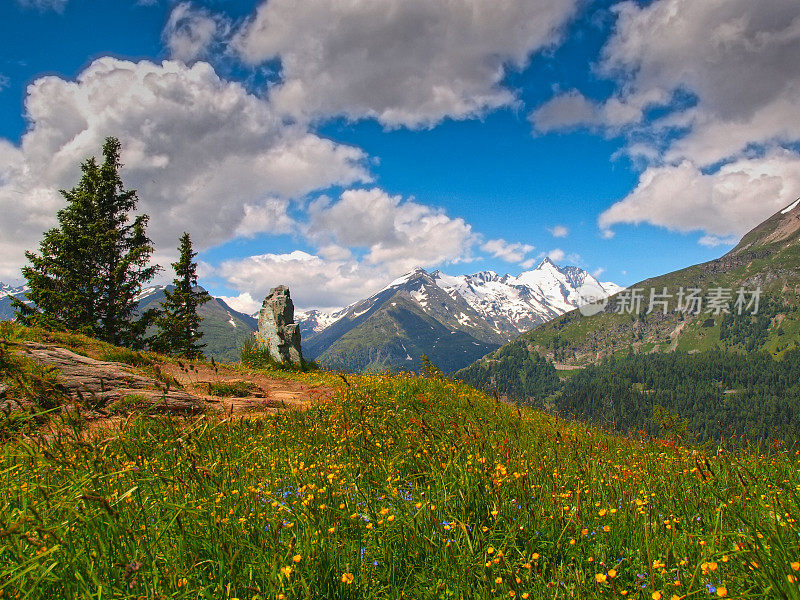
[0,283,28,299]
[298,259,622,342]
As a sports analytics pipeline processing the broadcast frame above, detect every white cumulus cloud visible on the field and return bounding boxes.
[219,250,390,309]
[233,0,580,128]
[530,89,645,133]
[530,90,599,133]
[531,0,800,243]
[599,151,800,238]
[481,239,535,263]
[307,188,477,275]
[220,187,481,309]
[601,0,800,166]
[698,235,740,248]
[235,199,295,238]
[217,292,260,315]
[0,57,370,280]
[163,2,229,63]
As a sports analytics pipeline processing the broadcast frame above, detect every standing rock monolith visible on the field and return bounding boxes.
[256,285,304,365]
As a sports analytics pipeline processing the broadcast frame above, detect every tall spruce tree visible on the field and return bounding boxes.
[15,137,159,346]
[151,232,211,359]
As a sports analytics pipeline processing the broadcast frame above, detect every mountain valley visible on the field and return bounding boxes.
[1,259,620,371]
[457,201,800,444]
[298,260,621,372]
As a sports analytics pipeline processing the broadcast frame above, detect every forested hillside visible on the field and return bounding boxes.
[457,202,800,445]
[459,348,800,446]
[462,202,800,371]
[556,350,800,444]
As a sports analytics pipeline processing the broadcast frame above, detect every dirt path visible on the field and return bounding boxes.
[159,362,333,415]
[16,342,334,429]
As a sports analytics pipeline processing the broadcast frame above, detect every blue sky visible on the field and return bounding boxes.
[1,0,799,311]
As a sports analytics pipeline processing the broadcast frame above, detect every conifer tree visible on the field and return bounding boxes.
[151,232,211,359]
[15,137,159,346]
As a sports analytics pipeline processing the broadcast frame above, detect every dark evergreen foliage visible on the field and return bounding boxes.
[420,353,444,379]
[150,233,210,359]
[456,343,561,402]
[556,350,800,446]
[15,138,159,346]
[460,347,800,446]
[719,295,787,351]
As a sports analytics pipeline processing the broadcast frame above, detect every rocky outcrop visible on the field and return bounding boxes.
[256,286,304,365]
[18,342,203,414]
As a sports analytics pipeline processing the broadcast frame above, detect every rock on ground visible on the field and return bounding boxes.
[256,285,304,365]
[19,342,202,415]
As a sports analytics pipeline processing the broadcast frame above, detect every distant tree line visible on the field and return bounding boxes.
[456,343,562,401]
[14,137,209,359]
[718,295,789,351]
[459,345,800,447]
[557,350,800,446]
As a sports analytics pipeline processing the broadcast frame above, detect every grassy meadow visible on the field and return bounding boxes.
[2,358,800,598]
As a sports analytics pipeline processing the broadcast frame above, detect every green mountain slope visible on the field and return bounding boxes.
[456,202,800,444]
[0,297,15,321]
[0,286,27,321]
[555,349,800,445]
[460,201,800,376]
[318,294,502,373]
[136,287,257,363]
[309,268,505,373]
[1,284,256,362]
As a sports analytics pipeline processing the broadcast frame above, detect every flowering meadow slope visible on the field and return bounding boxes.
[2,365,800,598]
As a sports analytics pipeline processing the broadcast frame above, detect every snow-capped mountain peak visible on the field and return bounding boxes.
[0,283,29,320]
[295,262,622,351]
[0,283,28,299]
[295,308,347,336]
[377,267,426,293]
[433,261,621,336]
[134,285,165,303]
[781,197,800,214]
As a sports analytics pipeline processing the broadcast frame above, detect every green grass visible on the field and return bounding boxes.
[240,335,316,373]
[0,323,67,426]
[206,380,260,397]
[638,342,657,354]
[98,347,153,367]
[108,393,151,414]
[0,409,37,439]
[2,369,800,598]
[5,323,125,359]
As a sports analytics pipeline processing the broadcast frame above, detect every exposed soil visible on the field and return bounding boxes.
[668,319,690,351]
[11,341,335,432]
[553,363,584,371]
[159,361,333,415]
